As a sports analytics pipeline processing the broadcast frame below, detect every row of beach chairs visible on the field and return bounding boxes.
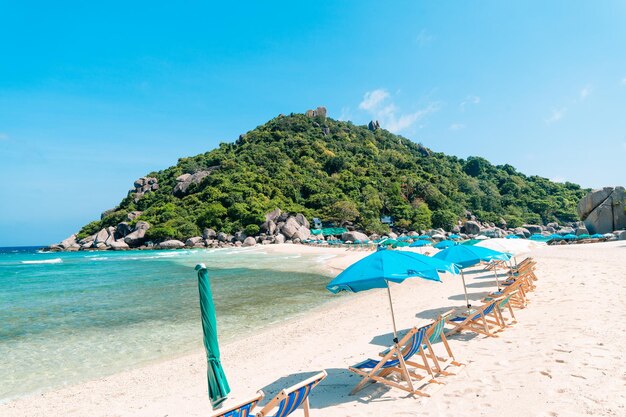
[213,258,537,416]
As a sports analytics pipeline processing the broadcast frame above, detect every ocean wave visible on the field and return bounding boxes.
[21,258,63,265]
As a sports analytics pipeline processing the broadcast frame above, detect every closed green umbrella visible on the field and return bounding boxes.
[195,263,230,407]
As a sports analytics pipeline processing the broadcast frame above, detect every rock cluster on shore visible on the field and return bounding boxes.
[46,184,626,252]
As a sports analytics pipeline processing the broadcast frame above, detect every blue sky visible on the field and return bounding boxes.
[1,1,625,246]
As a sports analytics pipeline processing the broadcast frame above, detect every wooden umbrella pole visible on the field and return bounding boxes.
[461,270,471,309]
[385,281,399,343]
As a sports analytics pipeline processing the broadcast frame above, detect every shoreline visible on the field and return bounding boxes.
[3,241,625,416]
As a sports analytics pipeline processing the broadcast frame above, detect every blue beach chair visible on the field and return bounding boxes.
[211,391,264,417]
[420,310,464,375]
[256,371,326,417]
[349,325,436,397]
[445,298,504,338]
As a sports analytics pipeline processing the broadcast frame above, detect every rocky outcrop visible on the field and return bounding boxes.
[173,169,217,197]
[461,221,481,235]
[368,120,380,131]
[280,216,311,241]
[577,186,626,234]
[131,177,158,202]
[305,106,327,119]
[341,231,369,242]
[242,236,256,247]
[124,221,151,247]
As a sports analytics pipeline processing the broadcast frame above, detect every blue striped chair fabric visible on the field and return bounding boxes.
[353,326,428,370]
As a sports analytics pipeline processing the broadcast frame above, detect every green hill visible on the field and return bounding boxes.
[78,113,587,242]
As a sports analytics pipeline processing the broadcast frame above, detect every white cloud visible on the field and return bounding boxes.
[621,77,626,85]
[0,133,8,141]
[460,96,480,111]
[359,89,390,111]
[415,29,434,47]
[546,107,567,124]
[358,89,439,133]
[580,85,592,100]
[449,123,465,131]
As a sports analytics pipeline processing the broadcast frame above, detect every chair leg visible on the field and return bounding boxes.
[303,398,310,417]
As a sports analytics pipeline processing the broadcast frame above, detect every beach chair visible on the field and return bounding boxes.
[211,391,264,417]
[445,298,505,338]
[255,371,326,417]
[350,325,436,397]
[421,310,464,376]
[483,291,518,326]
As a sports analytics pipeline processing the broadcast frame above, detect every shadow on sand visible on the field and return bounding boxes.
[257,367,405,409]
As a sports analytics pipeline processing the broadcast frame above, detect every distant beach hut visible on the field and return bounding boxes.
[195,264,230,407]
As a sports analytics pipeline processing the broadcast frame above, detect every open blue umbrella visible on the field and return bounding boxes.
[563,233,577,240]
[418,235,433,240]
[327,249,459,342]
[433,245,511,307]
[195,264,230,407]
[591,233,604,239]
[409,240,431,247]
[448,234,461,240]
[434,240,457,249]
[505,234,520,239]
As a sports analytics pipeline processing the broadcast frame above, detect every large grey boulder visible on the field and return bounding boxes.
[616,230,626,240]
[261,220,277,235]
[202,228,217,239]
[557,227,575,235]
[185,237,203,247]
[265,208,282,223]
[513,227,531,238]
[242,236,256,247]
[217,232,229,242]
[234,231,247,242]
[578,186,626,234]
[342,231,369,242]
[94,228,110,245]
[124,221,150,247]
[59,234,78,249]
[461,221,481,235]
[274,234,286,244]
[294,213,310,228]
[280,217,301,239]
[109,240,130,250]
[523,225,543,235]
[116,222,133,238]
[158,240,185,249]
[575,226,589,236]
[480,228,505,238]
[131,177,158,202]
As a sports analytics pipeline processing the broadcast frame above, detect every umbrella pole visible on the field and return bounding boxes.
[460,270,471,309]
[385,281,415,392]
[492,264,501,291]
[385,282,399,343]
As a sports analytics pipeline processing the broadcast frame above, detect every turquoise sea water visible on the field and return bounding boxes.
[0,246,338,401]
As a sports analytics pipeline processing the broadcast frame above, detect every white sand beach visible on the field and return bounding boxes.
[2,241,625,417]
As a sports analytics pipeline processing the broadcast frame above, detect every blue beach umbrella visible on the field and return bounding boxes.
[396,235,411,241]
[506,234,521,239]
[563,233,577,240]
[591,234,604,239]
[548,233,563,240]
[448,234,461,240]
[433,245,511,307]
[418,235,433,240]
[327,249,459,342]
[409,240,431,247]
[434,240,457,249]
[195,264,230,407]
